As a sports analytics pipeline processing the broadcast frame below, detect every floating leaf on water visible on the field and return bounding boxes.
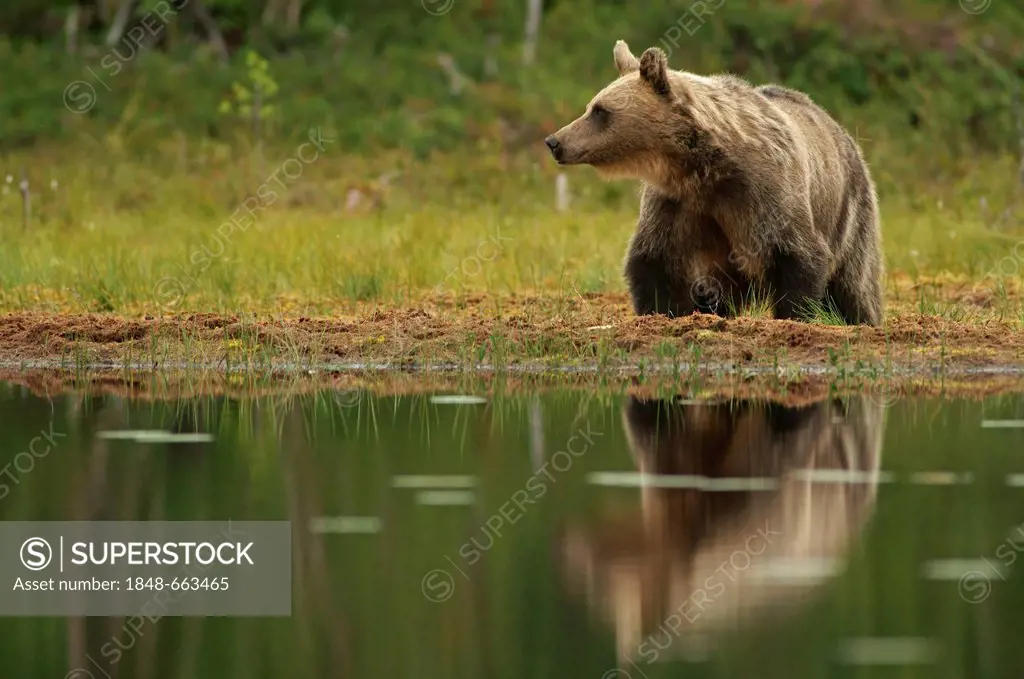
[587,472,777,491]
[392,475,476,488]
[97,430,214,443]
[414,490,475,506]
[791,469,893,484]
[97,430,158,440]
[429,395,487,405]
[908,471,973,485]
[309,516,382,534]
[748,558,842,583]
[981,420,1024,428]
[921,559,1006,581]
[836,638,935,666]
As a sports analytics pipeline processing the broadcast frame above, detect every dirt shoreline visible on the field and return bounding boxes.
[1,290,1022,373]
[0,289,1021,407]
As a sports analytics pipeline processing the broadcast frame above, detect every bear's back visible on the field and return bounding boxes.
[755,84,814,107]
[755,83,850,141]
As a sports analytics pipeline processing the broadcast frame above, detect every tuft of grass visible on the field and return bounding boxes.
[801,298,849,326]
[732,286,774,320]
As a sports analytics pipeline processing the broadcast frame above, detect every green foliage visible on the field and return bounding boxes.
[219,49,280,126]
[0,0,1021,161]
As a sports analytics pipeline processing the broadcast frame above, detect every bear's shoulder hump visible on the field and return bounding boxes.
[755,84,814,106]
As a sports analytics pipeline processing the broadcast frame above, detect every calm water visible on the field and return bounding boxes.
[1,382,1023,678]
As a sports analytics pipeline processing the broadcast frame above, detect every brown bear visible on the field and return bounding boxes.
[557,395,885,665]
[544,41,884,326]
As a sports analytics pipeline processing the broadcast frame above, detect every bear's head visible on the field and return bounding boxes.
[544,41,694,185]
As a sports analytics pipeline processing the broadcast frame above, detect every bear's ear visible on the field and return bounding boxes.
[613,40,639,76]
[639,47,671,97]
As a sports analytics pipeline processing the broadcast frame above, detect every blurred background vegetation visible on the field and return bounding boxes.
[0,0,1019,154]
[0,0,1023,311]
[0,0,1022,154]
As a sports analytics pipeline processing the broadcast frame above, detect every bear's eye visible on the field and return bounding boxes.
[589,104,611,125]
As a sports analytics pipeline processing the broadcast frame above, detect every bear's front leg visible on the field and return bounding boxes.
[624,252,694,318]
[624,187,697,317]
[763,243,829,321]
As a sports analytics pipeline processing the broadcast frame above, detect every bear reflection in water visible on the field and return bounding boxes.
[558,396,885,664]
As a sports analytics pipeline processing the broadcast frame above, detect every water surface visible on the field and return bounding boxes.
[1,382,1023,678]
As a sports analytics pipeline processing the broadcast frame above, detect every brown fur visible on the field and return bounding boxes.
[556,396,885,664]
[545,41,884,325]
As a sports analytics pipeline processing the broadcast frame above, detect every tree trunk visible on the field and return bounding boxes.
[64,5,80,55]
[522,0,542,66]
[104,0,137,47]
[189,0,230,63]
[286,0,303,30]
[19,169,30,229]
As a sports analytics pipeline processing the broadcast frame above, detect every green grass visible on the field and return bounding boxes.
[0,133,1022,316]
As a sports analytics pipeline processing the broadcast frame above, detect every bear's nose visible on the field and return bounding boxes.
[544,136,561,154]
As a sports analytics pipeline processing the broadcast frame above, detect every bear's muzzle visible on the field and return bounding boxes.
[544,135,564,162]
